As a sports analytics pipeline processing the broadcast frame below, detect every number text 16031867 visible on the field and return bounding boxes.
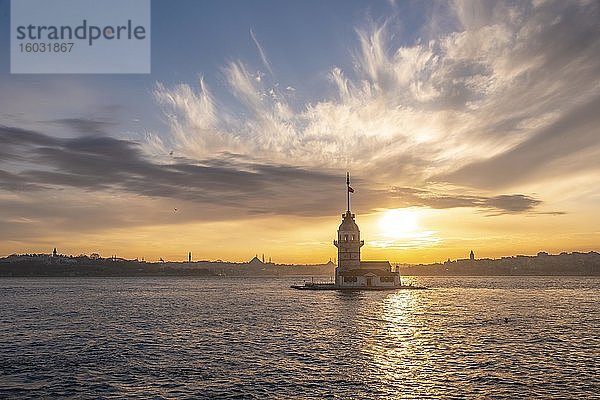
[19,42,74,53]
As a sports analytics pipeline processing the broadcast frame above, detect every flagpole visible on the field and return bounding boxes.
[346,172,350,213]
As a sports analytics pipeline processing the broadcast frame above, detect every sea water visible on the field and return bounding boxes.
[0,276,598,399]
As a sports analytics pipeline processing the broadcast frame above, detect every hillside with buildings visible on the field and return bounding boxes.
[400,251,600,276]
[1,249,599,277]
[0,251,335,277]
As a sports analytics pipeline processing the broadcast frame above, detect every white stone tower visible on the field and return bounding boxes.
[334,173,364,284]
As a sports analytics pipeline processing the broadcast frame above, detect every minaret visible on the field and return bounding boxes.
[334,173,364,276]
[470,250,475,261]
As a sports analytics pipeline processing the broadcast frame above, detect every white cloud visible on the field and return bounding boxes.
[151,0,600,192]
[250,28,274,76]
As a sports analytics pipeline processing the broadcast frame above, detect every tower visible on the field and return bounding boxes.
[470,250,475,260]
[53,248,57,257]
[334,173,364,283]
[334,212,363,270]
[323,173,401,289]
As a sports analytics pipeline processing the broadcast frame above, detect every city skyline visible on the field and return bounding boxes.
[1,0,599,263]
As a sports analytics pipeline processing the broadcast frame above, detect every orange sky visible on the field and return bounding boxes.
[5,199,599,264]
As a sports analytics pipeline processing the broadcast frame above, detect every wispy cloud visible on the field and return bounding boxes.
[439,94,600,189]
[370,231,441,250]
[250,28,274,76]
[152,0,600,195]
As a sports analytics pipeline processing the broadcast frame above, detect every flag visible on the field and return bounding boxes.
[348,186,354,193]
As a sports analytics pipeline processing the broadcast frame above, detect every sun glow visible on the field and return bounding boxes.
[370,208,441,250]
[379,208,420,239]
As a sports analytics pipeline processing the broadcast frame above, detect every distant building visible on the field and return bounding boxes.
[470,250,475,261]
[248,255,264,267]
[52,248,57,257]
[333,173,400,288]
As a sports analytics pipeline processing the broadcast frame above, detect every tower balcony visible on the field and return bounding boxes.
[334,239,364,248]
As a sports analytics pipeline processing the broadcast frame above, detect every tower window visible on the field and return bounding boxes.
[344,234,348,241]
[351,234,355,241]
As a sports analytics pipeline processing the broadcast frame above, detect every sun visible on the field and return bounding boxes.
[378,208,420,239]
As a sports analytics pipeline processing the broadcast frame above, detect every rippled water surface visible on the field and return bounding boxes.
[1,276,598,399]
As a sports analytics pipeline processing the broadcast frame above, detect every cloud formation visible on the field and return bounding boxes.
[387,186,541,214]
[50,117,116,136]
[2,0,598,248]
[0,124,545,225]
[151,0,600,191]
[440,94,600,189]
[250,28,274,76]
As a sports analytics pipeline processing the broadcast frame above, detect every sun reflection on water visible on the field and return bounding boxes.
[354,290,451,398]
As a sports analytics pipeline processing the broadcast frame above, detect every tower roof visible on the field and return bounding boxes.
[338,211,359,231]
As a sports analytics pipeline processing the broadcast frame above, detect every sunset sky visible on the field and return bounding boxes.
[1,0,599,264]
